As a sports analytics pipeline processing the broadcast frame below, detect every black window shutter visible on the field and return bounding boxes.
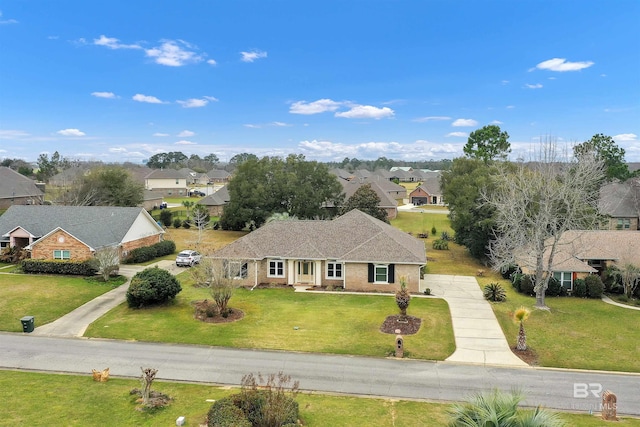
[368,263,374,282]
[388,264,395,283]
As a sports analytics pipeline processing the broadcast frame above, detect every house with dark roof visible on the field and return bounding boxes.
[210,209,426,292]
[0,205,164,261]
[0,167,44,209]
[599,178,640,230]
[338,180,399,219]
[144,169,190,197]
[409,174,443,205]
[207,169,231,183]
[197,186,230,216]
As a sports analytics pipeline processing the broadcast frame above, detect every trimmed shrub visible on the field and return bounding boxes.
[585,274,604,299]
[519,275,535,296]
[154,240,176,257]
[21,259,98,276]
[173,218,182,228]
[545,277,562,297]
[208,397,251,427]
[431,226,437,236]
[126,267,181,308]
[483,283,506,302]
[125,240,176,264]
[573,279,587,298]
[432,239,449,250]
[182,220,191,229]
[159,209,173,227]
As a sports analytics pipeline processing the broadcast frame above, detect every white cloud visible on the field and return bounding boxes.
[244,124,261,128]
[207,59,217,66]
[413,116,451,122]
[0,129,30,138]
[533,57,594,72]
[145,40,203,66]
[240,50,267,62]
[177,98,209,108]
[452,118,478,127]
[290,99,342,115]
[133,94,164,104]
[446,132,468,137]
[108,147,127,153]
[506,105,515,109]
[298,139,462,161]
[177,130,195,137]
[613,133,637,141]
[271,122,291,127]
[501,80,510,85]
[91,91,117,99]
[153,132,169,137]
[57,128,86,137]
[94,35,141,50]
[0,11,18,24]
[490,120,503,125]
[335,105,394,120]
[524,83,543,89]
[204,96,218,102]
[175,140,196,145]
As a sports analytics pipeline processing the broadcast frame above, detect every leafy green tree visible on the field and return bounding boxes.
[228,152,259,170]
[36,151,67,182]
[573,133,630,181]
[146,151,188,169]
[59,166,144,206]
[463,125,511,162]
[220,155,343,230]
[340,183,389,223]
[441,158,499,259]
[204,153,220,168]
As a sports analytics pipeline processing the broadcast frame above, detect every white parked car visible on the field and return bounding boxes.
[175,250,202,267]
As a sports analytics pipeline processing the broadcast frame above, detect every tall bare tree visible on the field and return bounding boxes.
[95,245,120,281]
[485,139,605,308]
[191,258,244,314]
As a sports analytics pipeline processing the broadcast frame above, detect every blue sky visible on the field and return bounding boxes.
[1,1,639,164]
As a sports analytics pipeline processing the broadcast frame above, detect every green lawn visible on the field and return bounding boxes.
[86,284,455,361]
[0,274,122,332]
[391,211,453,237]
[1,370,636,427]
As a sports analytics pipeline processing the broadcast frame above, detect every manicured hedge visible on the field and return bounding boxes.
[126,267,181,308]
[21,259,98,276]
[207,397,252,427]
[124,240,176,264]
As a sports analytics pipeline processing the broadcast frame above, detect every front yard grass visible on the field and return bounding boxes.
[0,274,121,332]
[391,211,453,238]
[1,370,636,426]
[86,284,455,361]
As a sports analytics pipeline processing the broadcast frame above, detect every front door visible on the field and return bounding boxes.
[297,261,314,284]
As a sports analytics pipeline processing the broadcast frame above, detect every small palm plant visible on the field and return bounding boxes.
[513,306,531,351]
[484,283,507,302]
[395,276,411,319]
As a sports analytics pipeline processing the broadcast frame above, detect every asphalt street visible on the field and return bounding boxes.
[1,333,638,416]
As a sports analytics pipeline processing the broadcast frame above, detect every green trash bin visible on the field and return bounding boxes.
[20,316,35,333]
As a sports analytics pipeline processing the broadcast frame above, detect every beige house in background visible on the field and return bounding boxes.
[144,169,190,197]
[211,209,426,292]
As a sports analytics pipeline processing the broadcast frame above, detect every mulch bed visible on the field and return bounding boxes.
[511,346,539,366]
[192,300,245,323]
[380,315,422,335]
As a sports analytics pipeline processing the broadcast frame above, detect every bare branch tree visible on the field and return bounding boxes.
[485,138,605,308]
[95,245,120,281]
[620,263,640,298]
[191,258,244,314]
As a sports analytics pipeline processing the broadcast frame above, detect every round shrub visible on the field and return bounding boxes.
[573,279,587,298]
[154,239,176,257]
[126,267,181,308]
[545,277,562,297]
[519,275,535,296]
[173,218,182,228]
[159,209,173,227]
[208,397,251,427]
[182,220,191,229]
[585,274,604,299]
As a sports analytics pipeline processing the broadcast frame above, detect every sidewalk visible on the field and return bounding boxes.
[31,260,179,337]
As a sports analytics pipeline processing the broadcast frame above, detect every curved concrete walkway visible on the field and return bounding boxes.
[423,274,528,367]
[602,295,640,311]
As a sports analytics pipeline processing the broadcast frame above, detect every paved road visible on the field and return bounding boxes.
[1,333,639,415]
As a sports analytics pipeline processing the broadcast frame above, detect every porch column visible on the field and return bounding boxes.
[315,261,321,287]
[287,260,295,285]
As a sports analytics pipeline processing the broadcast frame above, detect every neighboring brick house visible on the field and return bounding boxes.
[197,186,230,216]
[144,169,190,197]
[599,178,640,230]
[0,167,44,209]
[0,205,164,261]
[210,209,426,292]
[518,230,640,291]
[409,175,443,205]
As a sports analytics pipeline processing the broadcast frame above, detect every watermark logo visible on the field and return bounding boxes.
[573,383,603,398]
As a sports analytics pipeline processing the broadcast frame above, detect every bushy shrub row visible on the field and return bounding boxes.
[126,267,181,308]
[124,240,176,264]
[432,239,449,250]
[21,259,98,276]
[510,271,603,298]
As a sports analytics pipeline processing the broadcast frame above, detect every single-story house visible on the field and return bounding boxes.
[210,209,426,292]
[0,205,164,261]
[0,167,45,209]
[409,175,443,205]
[338,180,398,219]
[197,186,230,216]
[518,230,640,291]
[207,169,231,183]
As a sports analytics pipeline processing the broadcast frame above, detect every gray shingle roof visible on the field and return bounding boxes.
[198,186,229,206]
[0,167,44,199]
[599,180,640,218]
[212,209,426,264]
[0,205,159,249]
